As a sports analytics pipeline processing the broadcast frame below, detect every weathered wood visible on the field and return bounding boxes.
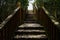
[36,7,59,40]
[0,7,24,40]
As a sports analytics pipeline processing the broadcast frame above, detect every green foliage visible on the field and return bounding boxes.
[35,0,43,8]
[0,0,17,20]
[44,0,60,22]
[17,0,29,9]
[0,0,29,21]
[44,0,60,14]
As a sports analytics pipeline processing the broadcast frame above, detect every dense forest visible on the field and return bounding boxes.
[0,0,60,23]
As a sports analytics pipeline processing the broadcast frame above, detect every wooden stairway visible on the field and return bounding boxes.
[0,7,59,40]
[12,14,48,40]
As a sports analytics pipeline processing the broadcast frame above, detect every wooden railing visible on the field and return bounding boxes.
[0,7,24,40]
[35,7,59,40]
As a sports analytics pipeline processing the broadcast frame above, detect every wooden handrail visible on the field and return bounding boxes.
[36,7,59,40]
[0,7,24,40]
[0,7,20,29]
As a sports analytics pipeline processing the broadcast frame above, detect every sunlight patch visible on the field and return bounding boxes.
[28,0,35,10]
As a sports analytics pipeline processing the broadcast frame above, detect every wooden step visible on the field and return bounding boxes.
[13,38,48,40]
[17,30,45,32]
[18,23,43,27]
[12,23,48,40]
[15,30,46,35]
[14,34,47,39]
[18,24,44,30]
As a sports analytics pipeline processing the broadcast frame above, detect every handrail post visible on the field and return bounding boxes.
[36,7,59,40]
[0,7,24,40]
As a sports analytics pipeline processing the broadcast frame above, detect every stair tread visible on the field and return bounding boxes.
[19,23,43,27]
[13,38,48,40]
[15,30,46,35]
[14,34,47,39]
[17,30,45,32]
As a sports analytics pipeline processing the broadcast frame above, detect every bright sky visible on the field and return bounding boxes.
[28,0,35,10]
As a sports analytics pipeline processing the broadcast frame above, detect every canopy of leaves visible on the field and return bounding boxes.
[44,0,60,13]
[44,0,60,22]
[17,0,29,9]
